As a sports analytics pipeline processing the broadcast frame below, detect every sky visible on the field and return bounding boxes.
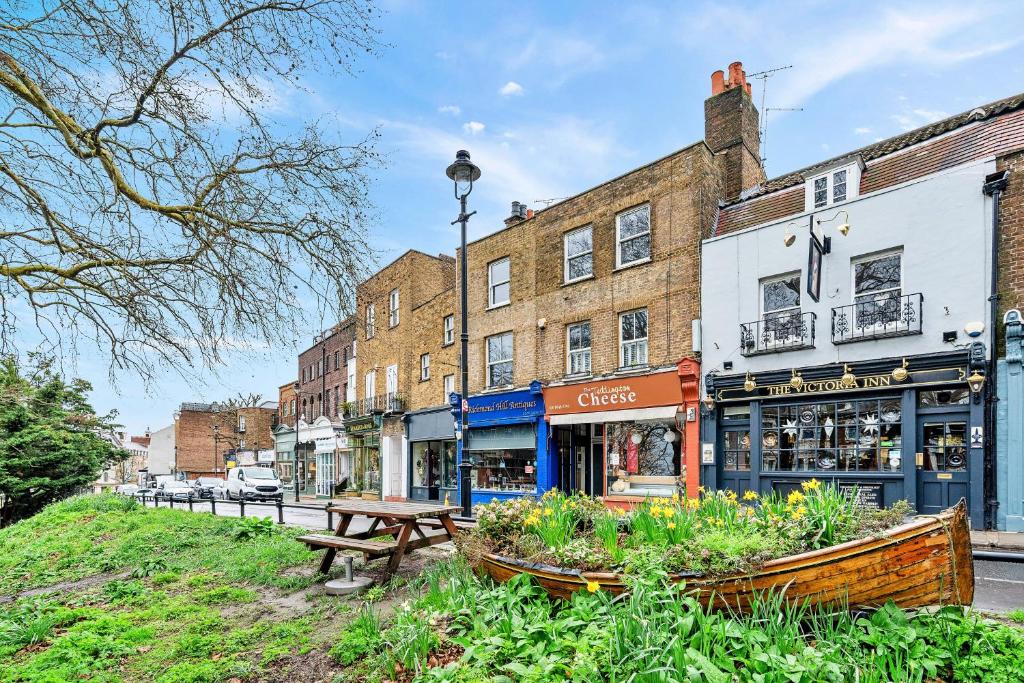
[69,0,1024,436]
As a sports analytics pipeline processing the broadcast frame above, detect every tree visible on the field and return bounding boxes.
[0,1,383,381]
[0,357,127,525]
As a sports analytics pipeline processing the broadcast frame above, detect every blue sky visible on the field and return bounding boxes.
[80,0,1024,436]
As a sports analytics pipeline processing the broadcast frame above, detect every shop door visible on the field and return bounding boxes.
[316,452,334,497]
[718,425,752,498]
[916,413,969,515]
[556,425,590,494]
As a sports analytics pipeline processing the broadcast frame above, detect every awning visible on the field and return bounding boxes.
[549,405,679,426]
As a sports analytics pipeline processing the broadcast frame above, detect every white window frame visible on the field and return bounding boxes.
[365,370,376,401]
[851,249,904,330]
[238,415,247,432]
[389,288,400,327]
[564,225,593,283]
[615,204,651,269]
[566,321,592,376]
[760,272,803,344]
[420,353,430,381]
[488,257,511,308]
[619,309,649,368]
[805,163,861,211]
[443,374,455,402]
[486,331,514,387]
[366,303,376,339]
[443,315,455,345]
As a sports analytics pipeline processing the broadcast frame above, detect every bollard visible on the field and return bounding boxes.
[344,555,354,582]
[326,502,333,531]
[188,497,193,512]
[210,498,216,516]
[277,499,285,525]
[169,497,174,509]
[239,499,245,518]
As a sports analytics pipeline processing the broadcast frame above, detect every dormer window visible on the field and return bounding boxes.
[805,161,861,211]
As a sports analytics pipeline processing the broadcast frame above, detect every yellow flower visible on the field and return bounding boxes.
[650,506,661,519]
[586,580,600,593]
[615,507,626,516]
[544,508,554,517]
[663,507,674,518]
[671,492,681,503]
[787,490,805,506]
[687,498,700,511]
[792,505,807,520]
[801,478,821,491]
[666,521,677,530]
[698,485,706,494]
[743,490,758,501]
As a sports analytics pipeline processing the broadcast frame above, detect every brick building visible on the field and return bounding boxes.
[174,401,278,478]
[297,319,355,422]
[453,62,761,506]
[277,381,298,428]
[346,250,456,500]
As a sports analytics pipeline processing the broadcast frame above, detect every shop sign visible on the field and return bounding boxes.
[345,414,381,435]
[701,443,715,465]
[257,449,275,463]
[467,389,544,424]
[544,370,683,416]
[716,367,966,403]
[838,482,883,510]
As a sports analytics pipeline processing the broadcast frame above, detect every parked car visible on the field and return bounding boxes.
[226,466,284,501]
[115,484,139,496]
[156,480,195,501]
[192,477,225,500]
[134,486,158,500]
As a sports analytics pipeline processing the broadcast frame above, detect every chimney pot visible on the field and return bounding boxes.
[511,200,520,216]
[711,70,725,96]
[526,209,534,219]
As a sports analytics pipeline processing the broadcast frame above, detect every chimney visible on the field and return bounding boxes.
[705,61,764,199]
[504,201,529,227]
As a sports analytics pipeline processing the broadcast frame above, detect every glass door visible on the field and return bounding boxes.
[316,452,335,497]
[916,412,969,515]
[718,425,752,498]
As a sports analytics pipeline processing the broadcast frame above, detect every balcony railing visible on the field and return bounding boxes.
[831,292,923,344]
[348,393,405,416]
[740,311,816,356]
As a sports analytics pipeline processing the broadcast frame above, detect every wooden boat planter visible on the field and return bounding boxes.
[477,500,974,611]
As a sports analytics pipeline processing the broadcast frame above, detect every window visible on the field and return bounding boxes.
[411,441,457,490]
[619,309,648,367]
[290,399,295,416]
[238,415,247,432]
[853,250,902,327]
[443,315,455,345]
[334,386,339,415]
[389,288,400,327]
[616,205,651,268]
[606,420,680,497]
[443,374,455,402]
[317,360,322,377]
[365,303,376,339]
[564,226,593,282]
[567,322,592,375]
[365,370,376,401]
[807,165,858,210]
[420,353,430,381]
[761,273,802,341]
[343,346,350,363]
[486,332,514,387]
[334,350,339,371]
[761,399,903,472]
[488,257,510,308]
[301,367,306,383]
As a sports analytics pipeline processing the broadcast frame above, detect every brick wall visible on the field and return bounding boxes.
[175,405,277,477]
[998,149,1024,354]
[703,77,764,200]
[409,286,458,410]
[297,319,354,421]
[463,143,719,394]
[277,382,297,427]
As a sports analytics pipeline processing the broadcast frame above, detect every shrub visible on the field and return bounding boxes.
[328,605,382,665]
[232,516,275,540]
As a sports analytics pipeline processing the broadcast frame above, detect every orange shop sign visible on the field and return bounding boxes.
[543,370,684,416]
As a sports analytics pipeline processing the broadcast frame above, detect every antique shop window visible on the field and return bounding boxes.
[472,449,537,492]
[486,332,514,387]
[567,321,592,375]
[853,250,902,327]
[606,420,679,497]
[619,309,648,367]
[616,204,651,268]
[488,257,510,308]
[564,226,593,282]
[761,398,903,472]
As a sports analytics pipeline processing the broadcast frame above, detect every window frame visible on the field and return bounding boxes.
[566,321,592,376]
[443,315,455,346]
[619,308,649,368]
[615,204,652,269]
[420,353,430,381]
[486,331,514,388]
[488,257,511,308]
[564,225,594,283]
[807,164,858,210]
[443,374,455,402]
[760,272,802,318]
[388,288,400,327]
[366,303,376,339]
[851,249,904,328]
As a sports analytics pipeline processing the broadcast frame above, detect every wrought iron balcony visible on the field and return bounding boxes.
[831,292,923,344]
[740,311,816,356]
[355,393,405,415]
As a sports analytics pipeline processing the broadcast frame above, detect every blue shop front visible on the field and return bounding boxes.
[457,382,554,508]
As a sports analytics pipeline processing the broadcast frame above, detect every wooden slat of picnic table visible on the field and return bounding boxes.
[326,501,462,520]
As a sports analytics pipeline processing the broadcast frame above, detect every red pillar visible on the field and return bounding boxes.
[677,358,701,498]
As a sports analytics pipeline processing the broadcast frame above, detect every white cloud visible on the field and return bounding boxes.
[438,105,461,115]
[854,127,872,135]
[499,81,524,97]
[462,121,486,135]
[505,32,606,88]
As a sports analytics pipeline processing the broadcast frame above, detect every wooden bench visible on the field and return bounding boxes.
[418,518,477,532]
[298,534,398,559]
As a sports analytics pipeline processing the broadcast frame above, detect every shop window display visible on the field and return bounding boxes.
[473,449,536,492]
[761,398,902,472]
[412,441,457,489]
[605,420,680,497]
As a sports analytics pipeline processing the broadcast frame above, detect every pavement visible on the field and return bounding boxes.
[973,560,1024,614]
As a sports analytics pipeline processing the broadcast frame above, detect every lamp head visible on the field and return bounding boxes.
[892,358,909,382]
[841,363,857,388]
[966,370,986,394]
[445,149,481,199]
[702,393,715,411]
[790,369,803,390]
[837,222,850,236]
[783,230,796,247]
[743,372,756,393]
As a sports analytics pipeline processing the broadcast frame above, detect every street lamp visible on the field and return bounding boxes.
[446,149,481,518]
[212,424,220,475]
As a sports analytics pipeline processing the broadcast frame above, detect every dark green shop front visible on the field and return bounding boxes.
[700,350,986,528]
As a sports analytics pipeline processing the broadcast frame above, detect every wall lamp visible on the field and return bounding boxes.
[702,393,716,411]
[966,370,986,395]
[743,372,756,392]
[816,209,851,237]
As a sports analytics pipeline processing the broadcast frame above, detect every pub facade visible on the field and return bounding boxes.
[700,116,1004,529]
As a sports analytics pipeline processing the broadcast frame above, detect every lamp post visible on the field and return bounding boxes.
[212,424,220,475]
[446,149,481,518]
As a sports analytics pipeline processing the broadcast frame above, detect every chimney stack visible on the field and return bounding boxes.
[704,60,764,200]
[504,201,530,227]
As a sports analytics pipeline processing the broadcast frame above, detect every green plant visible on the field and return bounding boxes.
[328,605,382,665]
[131,557,170,578]
[0,598,76,658]
[1008,609,1024,624]
[233,516,275,540]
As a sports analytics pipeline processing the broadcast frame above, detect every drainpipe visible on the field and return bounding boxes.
[983,170,1009,529]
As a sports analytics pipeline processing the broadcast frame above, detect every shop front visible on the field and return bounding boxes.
[344,414,382,500]
[272,424,296,486]
[459,383,550,507]
[701,350,987,528]
[542,360,702,506]
[405,407,457,503]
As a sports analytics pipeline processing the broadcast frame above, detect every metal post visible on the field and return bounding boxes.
[239,499,245,518]
[169,497,174,509]
[344,555,354,581]
[210,497,216,516]
[326,502,334,531]
[458,192,473,519]
[188,497,193,512]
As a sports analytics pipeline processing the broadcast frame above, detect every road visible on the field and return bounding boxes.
[147,497,1024,614]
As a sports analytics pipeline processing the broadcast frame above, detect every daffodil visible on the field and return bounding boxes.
[787,490,805,506]
[792,505,807,520]
[801,478,821,491]
[650,506,662,519]
[544,507,554,517]
[663,507,674,518]
[586,580,600,593]
[743,490,758,501]
[666,521,677,530]
[671,492,680,503]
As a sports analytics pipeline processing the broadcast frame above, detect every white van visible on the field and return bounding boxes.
[226,466,284,501]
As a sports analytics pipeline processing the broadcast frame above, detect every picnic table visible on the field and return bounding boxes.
[297,500,466,580]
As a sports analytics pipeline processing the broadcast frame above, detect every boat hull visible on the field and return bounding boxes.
[478,500,974,611]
